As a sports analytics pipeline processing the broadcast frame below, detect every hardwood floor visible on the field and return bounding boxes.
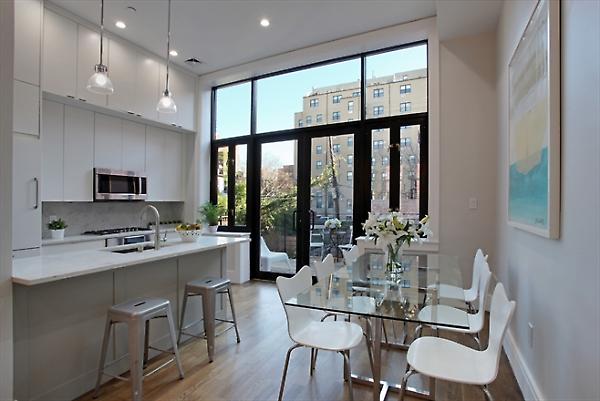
[79,281,524,401]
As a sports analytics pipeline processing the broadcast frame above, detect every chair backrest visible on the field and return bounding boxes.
[483,283,516,381]
[260,236,271,255]
[470,249,487,292]
[310,232,323,243]
[469,260,492,331]
[342,245,360,266]
[276,266,317,341]
[345,225,354,246]
[314,254,335,283]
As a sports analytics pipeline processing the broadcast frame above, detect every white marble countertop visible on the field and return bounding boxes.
[13,236,249,286]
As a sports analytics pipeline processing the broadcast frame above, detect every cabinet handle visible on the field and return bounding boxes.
[33,177,39,209]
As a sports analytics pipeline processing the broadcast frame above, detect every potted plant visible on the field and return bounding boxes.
[48,218,68,240]
[199,202,223,233]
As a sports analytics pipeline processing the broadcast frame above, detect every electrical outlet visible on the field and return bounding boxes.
[468,197,478,210]
[528,322,534,347]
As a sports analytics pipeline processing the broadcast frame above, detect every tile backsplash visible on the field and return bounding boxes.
[42,202,184,238]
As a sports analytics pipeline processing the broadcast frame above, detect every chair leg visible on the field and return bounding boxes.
[471,332,483,350]
[128,320,146,401]
[399,368,417,401]
[382,321,389,343]
[177,292,189,345]
[226,285,241,343]
[166,305,185,379]
[481,384,494,401]
[202,290,217,363]
[93,316,112,398]
[363,319,374,375]
[278,344,302,401]
[143,320,150,368]
[414,324,423,340]
[310,348,316,376]
[340,351,353,401]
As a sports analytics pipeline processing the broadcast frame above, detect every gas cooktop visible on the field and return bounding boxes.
[82,227,150,236]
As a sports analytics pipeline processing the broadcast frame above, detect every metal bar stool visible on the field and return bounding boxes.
[94,297,184,401]
[178,277,240,362]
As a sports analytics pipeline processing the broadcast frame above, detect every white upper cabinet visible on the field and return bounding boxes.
[13,134,41,251]
[64,106,94,201]
[41,100,64,201]
[94,113,123,169]
[145,127,183,201]
[122,121,146,172]
[77,25,107,107]
[145,126,164,201]
[135,54,160,121]
[13,80,40,136]
[14,0,41,85]
[42,9,77,98]
[158,65,196,131]
[107,38,136,113]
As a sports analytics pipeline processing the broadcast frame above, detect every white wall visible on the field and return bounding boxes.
[0,1,14,399]
[438,31,498,278]
[496,1,600,400]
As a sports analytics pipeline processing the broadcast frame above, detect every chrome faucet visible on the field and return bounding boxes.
[140,204,161,250]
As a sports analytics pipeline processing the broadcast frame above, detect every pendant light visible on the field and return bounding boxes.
[157,0,177,113]
[87,0,114,95]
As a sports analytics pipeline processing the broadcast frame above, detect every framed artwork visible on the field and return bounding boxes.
[508,0,560,239]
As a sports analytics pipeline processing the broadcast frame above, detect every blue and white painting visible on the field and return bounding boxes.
[508,0,560,238]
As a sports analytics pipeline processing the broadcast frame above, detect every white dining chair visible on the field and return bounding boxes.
[276,266,363,401]
[341,245,361,266]
[313,253,335,283]
[436,249,488,311]
[400,283,516,401]
[416,259,492,349]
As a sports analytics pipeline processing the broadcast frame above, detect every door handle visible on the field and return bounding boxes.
[33,177,39,209]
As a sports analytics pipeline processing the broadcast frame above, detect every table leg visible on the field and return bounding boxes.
[372,317,382,401]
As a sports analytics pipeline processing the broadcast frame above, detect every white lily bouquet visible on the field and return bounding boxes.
[362,212,431,271]
[324,218,342,230]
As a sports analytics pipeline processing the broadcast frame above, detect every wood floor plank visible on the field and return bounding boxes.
[78,281,524,401]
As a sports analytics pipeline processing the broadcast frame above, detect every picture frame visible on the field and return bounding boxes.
[508,0,561,239]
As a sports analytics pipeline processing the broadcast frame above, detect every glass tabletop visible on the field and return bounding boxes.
[285,252,470,329]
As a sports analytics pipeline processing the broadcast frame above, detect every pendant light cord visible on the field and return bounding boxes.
[99,0,105,65]
[165,0,172,92]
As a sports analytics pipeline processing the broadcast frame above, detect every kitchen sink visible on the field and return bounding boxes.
[107,241,174,254]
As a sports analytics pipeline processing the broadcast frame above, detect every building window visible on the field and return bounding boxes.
[347,154,353,165]
[316,160,323,169]
[373,139,385,149]
[347,101,354,113]
[298,119,304,127]
[400,137,411,147]
[382,156,389,165]
[347,136,353,147]
[316,114,323,123]
[371,157,376,166]
[332,95,342,104]
[346,199,352,209]
[400,102,412,112]
[373,106,384,116]
[347,171,353,181]
[328,194,334,209]
[400,84,412,94]
[332,111,341,121]
[373,88,384,98]
[309,98,319,108]
[382,172,388,179]
[352,91,360,97]
[315,192,323,209]
[306,115,312,125]
[371,172,376,180]
[316,145,322,154]
[332,144,341,153]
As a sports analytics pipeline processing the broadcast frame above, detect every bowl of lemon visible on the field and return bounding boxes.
[176,223,202,242]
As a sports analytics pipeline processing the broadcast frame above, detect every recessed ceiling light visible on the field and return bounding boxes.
[115,20,126,29]
[260,18,270,27]
[169,50,179,57]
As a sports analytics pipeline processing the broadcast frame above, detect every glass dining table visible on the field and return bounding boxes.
[284,251,469,401]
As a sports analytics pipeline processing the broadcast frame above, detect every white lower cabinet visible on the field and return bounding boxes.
[13,133,42,252]
[64,106,94,201]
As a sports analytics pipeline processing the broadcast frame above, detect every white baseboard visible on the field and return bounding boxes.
[503,329,545,401]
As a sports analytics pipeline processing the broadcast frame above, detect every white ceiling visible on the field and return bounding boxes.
[49,0,501,76]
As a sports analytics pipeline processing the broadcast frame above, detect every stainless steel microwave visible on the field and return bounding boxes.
[94,168,147,201]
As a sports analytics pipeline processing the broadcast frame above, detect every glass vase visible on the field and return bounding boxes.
[385,243,404,273]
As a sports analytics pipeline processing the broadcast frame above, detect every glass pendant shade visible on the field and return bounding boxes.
[157,90,177,113]
[87,64,114,94]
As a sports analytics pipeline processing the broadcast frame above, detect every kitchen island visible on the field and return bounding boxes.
[12,236,249,401]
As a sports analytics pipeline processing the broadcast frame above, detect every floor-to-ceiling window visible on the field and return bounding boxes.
[211,41,429,279]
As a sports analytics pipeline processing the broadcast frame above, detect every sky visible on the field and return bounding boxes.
[216,44,427,167]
